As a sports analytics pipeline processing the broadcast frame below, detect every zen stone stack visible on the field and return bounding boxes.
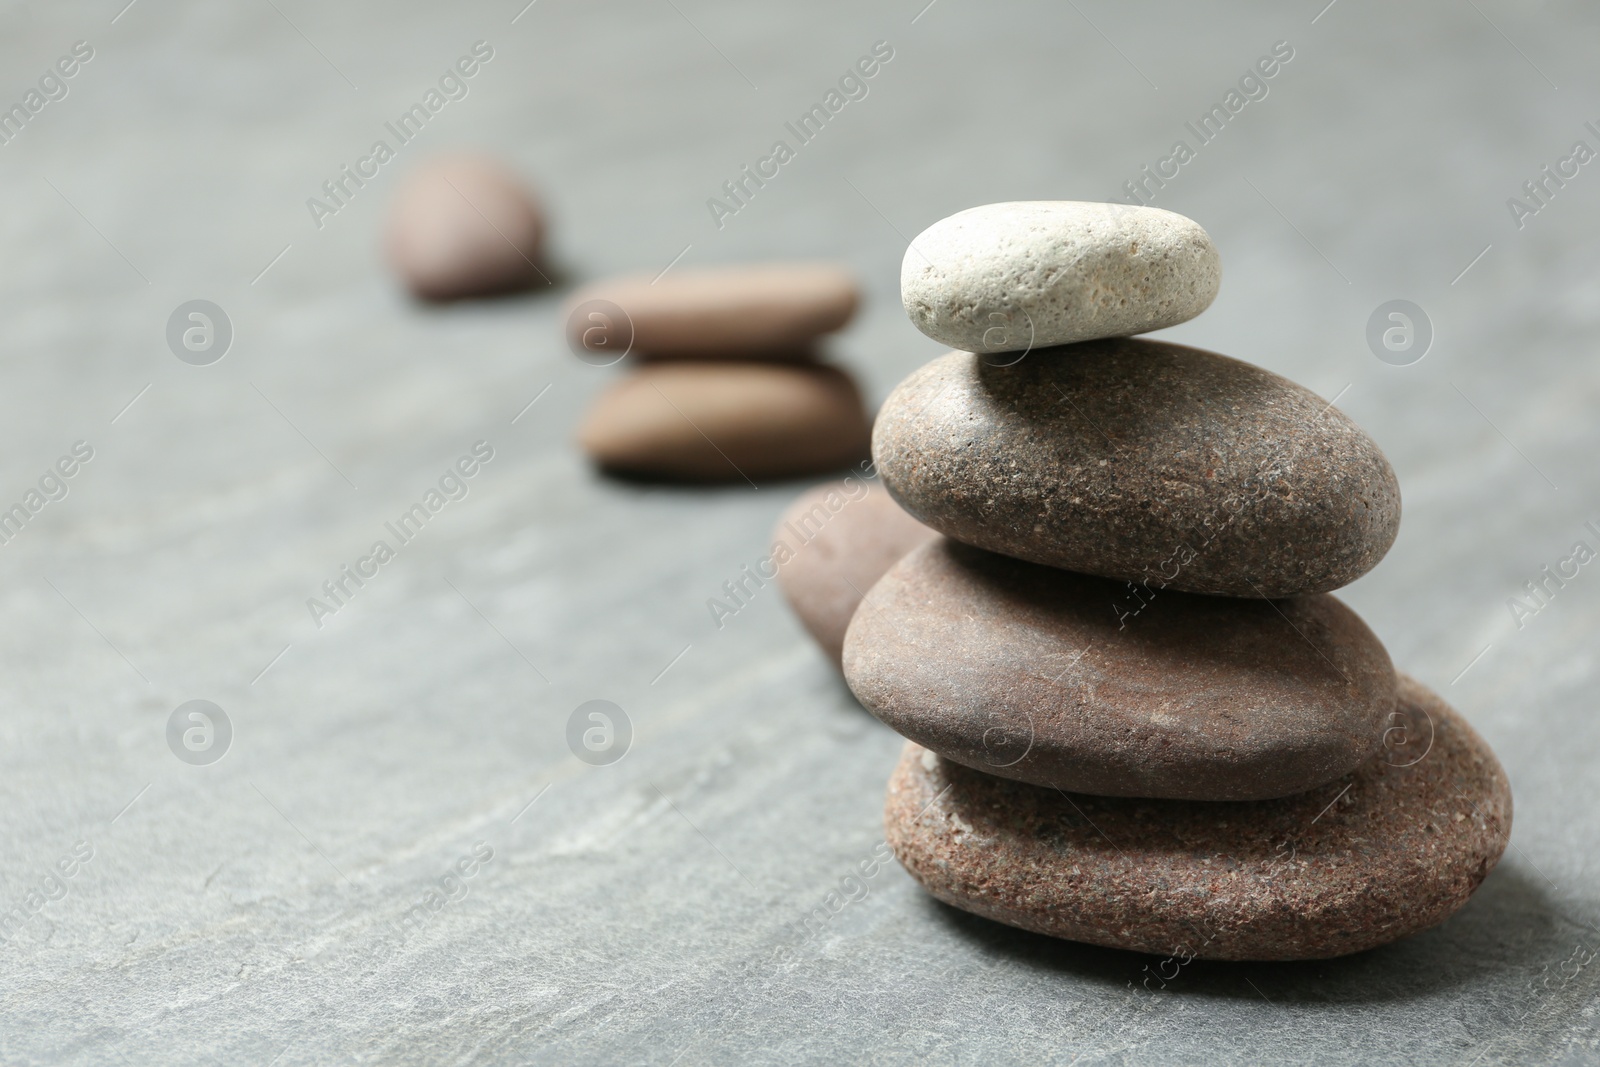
[843,201,1512,961]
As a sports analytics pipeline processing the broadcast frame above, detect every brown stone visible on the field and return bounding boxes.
[873,343,1402,598]
[385,155,546,301]
[774,480,936,668]
[565,265,858,359]
[577,363,872,483]
[884,674,1512,961]
[844,538,1396,800]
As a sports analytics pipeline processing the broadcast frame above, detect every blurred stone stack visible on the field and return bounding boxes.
[382,156,872,484]
[568,265,873,482]
[838,202,1511,961]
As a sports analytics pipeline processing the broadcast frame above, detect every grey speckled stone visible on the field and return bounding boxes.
[901,201,1220,352]
[874,344,1401,598]
[885,674,1512,961]
[843,538,1397,800]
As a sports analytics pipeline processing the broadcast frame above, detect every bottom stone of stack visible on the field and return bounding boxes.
[884,674,1510,961]
[577,362,872,482]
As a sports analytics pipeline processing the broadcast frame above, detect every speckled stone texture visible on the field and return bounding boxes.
[565,264,859,359]
[577,362,872,482]
[900,201,1221,352]
[874,344,1401,598]
[844,538,1397,800]
[774,480,936,668]
[884,674,1511,962]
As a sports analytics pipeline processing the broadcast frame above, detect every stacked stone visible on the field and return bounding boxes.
[844,202,1512,961]
[570,266,874,482]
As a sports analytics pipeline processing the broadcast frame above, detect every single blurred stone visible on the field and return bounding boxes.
[386,155,546,301]
[774,480,936,668]
[577,362,871,483]
[565,264,858,359]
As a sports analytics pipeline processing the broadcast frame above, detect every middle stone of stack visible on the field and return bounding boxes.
[844,539,1395,801]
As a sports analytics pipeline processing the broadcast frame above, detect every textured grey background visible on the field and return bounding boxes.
[0,0,1596,1063]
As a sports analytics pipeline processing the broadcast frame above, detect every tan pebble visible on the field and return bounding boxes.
[577,363,872,482]
[385,155,546,301]
[773,481,936,668]
[565,264,858,359]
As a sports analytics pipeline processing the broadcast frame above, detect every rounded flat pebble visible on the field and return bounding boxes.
[577,363,872,482]
[565,264,858,359]
[844,538,1396,800]
[885,674,1511,961]
[901,201,1220,352]
[774,481,936,668]
[385,155,546,301]
[874,344,1401,598]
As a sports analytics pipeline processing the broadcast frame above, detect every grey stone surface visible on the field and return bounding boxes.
[0,1,1595,1064]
